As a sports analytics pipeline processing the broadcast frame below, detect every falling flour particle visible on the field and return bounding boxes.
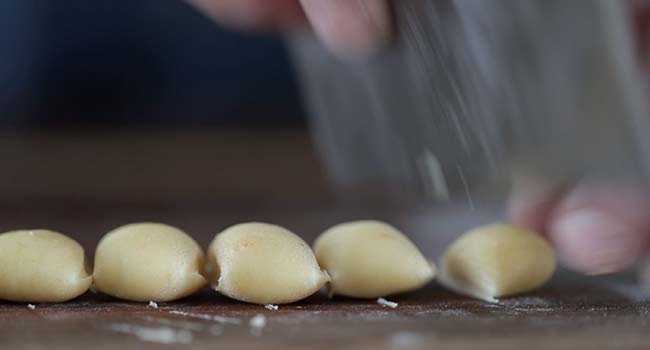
[417,150,450,201]
[249,314,267,336]
[27,304,36,310]
[168,310,242,325]
[148,301,158,309]
[109,323,192,345]
[377,298,398,308]
[264,304,279,311]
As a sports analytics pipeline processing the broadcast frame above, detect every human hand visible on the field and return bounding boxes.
[507,1,650,282]
[189,0,650,281]
[186,0,392,58]
[508,179,650,279]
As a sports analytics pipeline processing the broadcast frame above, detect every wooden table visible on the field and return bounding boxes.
[0,130,648,349]
[1,275,648,350]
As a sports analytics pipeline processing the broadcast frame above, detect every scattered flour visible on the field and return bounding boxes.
[209,324,224,336]
[249,314,267,336]
[499,296,556,312]
[142,316,205,332]
[27,304,36,310]
[168,310,242,325]
[391,331,426,349]
[264,304,279,311]
[414,308,474,318]
[148,301,158,309]
[345,310,393,321]
[141,316,225,337]
[109,323,192,345]
[501,296,552,307]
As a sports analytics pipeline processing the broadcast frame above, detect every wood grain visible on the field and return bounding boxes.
[0,129,330,201]
[1,279,648,350]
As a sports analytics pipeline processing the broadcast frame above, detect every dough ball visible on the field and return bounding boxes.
[439,223,556,302]
[0,230,92,302]
[208,222,330,304]
[313,220,436,298]
[93,223,206,302]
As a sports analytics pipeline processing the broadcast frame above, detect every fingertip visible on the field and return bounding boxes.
[187,0,306,31]
[548,185,650,275]
[299,0,392,59]
[550,209,642,275]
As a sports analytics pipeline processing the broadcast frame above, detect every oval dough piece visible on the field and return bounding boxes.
[93,223,206,302]
[313,220,436,298]
[439,223,556,302]
[208,222,330,304]
[0,230,92,302]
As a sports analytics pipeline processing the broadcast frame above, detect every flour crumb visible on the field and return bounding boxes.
[377,298,398,308]
[27,304,36,310]
[264,304,279,311]
[249,314,267,336]
[148,301,158,309]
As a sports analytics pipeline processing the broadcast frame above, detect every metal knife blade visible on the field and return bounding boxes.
[289,0,650,204]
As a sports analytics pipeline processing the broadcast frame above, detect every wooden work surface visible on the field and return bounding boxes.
[0,199,648,350]
[0,130,648,349]
[0,275,648,350]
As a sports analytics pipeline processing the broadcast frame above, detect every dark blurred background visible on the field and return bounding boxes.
[0,0,306,129]
[0,0,327,207]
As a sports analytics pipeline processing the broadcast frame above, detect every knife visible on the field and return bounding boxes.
[289,0,650,205]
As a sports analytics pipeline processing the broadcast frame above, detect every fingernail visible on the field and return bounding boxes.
[550,210,641,275]
[300,0,392,58]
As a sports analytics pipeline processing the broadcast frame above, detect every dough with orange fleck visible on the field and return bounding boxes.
[208,222,330,304]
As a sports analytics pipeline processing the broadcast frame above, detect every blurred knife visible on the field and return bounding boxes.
[289,0,650,204]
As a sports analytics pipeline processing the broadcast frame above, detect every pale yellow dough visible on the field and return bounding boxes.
[438,223,556,302]
[208,222,330,304]
[313,220,435,298]
[93,223,206,302]
[0,230,92,302]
